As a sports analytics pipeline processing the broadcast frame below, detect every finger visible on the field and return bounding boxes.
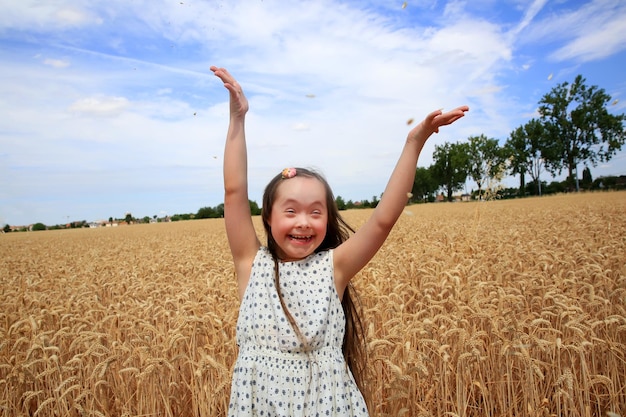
[442,108,467,122]
[210,66,227,77]
[440,106,468,118]
[439,115,462,126]
[425,109,443,123]
[211,67,237,85]
[223,83,237,94]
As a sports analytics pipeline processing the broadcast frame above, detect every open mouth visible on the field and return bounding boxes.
[289,234,313,243]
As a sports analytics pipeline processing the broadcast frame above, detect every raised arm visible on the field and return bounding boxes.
[334,106,469,293]
[211,66,261,298]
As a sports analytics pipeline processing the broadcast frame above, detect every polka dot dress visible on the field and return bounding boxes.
[228,247,369,416]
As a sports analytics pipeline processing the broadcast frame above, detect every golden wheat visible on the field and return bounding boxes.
[1,192,625,416]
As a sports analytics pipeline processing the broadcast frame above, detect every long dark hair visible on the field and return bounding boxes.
[261,167,368,399]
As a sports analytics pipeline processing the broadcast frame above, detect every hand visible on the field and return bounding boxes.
[210,66,249,119]
[410,106,469,141]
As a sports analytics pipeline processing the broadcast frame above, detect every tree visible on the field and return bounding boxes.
[581,166,593,190]
[505,126,529,196]
[538,75,626,191]
[32,222,46,231]
[335,196,346,210]
[467,134,504,199]
[412,166,438,202]
[249,200,261,216]
[431,142,470,201]
[197,206,218,219]
[505,119,552,196]
[3,224,11,233]
[125,213,133,224]
[196,205,225,219]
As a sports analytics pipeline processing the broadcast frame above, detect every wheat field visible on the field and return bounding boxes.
[1,192,625,417]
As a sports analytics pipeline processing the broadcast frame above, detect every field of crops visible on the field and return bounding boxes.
[1,192,625,417]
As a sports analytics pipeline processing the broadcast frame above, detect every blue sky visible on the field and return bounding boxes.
[1,0,625,226]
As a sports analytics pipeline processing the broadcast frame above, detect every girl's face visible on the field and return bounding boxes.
[268,176,328,261]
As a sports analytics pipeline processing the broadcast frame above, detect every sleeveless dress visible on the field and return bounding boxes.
[228,247,369,416]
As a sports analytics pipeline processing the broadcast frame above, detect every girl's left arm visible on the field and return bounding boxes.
[334,106,468,293]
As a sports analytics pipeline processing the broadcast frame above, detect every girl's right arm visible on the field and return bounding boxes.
[211,66,260,298]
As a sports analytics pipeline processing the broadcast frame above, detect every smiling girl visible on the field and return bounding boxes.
[211,65,468,416]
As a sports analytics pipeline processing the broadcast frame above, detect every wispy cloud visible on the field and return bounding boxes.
[551,16,626,62]
[521,0,626,62]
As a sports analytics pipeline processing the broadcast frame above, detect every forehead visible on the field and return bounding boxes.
[275,176,327,205]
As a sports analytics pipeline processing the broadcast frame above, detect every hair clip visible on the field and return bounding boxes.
[281,167,297,179]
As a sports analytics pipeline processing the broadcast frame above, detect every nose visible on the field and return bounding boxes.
[295,213,310,229]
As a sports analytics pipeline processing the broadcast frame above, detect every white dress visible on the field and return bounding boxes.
[228,247,369,416]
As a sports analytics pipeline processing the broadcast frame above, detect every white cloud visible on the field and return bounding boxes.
[292,123,311,132]
[509,0,548,37]
[68,96,129,117]
[0,2,102,30]
[55,8,100,26]
[43,58,70,68]
[520,0,626,63]
[551,17,626,62]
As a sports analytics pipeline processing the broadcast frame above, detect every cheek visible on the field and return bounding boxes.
[314,219,328,234]
[268,216,289,236]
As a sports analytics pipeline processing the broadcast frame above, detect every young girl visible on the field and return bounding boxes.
[211,66,468,416]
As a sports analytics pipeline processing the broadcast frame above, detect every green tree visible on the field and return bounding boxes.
[505,119,552,196]
[505,126,529,196]
[538,74,626,191]
[3,224,11,233]
[581,166,593,190]
[32,222,46,231]
[412,166,438,202]
[196,206,217,219]
[335,196,346,210]
[249,200,261,216]
[467,134,503,199]
[124,213,133,223]
[431,142,470,201]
